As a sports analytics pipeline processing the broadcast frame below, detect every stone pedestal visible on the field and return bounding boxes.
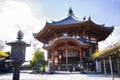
[12,63,22,80]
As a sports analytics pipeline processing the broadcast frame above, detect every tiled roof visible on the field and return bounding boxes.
[47,8,83,26]
[50,16,82,25]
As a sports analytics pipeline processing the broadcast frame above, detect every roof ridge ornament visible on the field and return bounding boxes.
[83,16,86,21]
[68,7,74,16]
[88,16,91,20]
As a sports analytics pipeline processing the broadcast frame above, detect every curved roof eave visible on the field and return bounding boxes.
[33,21,50,38]
[43,37,89,49]
[44,19,114,32]
[87,20,114,31]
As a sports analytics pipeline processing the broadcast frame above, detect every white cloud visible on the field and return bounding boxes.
[0,0,46,60]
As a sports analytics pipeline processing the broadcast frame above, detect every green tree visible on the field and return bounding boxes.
[29,49,47,68]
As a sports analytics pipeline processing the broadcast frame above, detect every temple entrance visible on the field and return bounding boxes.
[54,49,80,71]
[46,38,89,71]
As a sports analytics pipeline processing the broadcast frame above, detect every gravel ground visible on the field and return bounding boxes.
[0,70,119,80]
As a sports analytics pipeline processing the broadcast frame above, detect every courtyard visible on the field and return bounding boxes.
[0,70,119,80]
[0,0,120,80]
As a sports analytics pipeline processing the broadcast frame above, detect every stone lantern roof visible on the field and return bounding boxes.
[7,30,30,47]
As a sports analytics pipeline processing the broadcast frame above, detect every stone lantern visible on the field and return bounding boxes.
[6,30,30,80]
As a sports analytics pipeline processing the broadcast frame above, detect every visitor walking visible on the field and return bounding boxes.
[69,64,73,73]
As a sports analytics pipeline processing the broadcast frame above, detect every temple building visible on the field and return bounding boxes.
[33,8,114,71]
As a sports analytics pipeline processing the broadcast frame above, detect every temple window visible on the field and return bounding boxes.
[62,49,79,57]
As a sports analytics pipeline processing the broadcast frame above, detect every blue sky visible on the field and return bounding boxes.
[0,0,120,60]
[24,0,120,26]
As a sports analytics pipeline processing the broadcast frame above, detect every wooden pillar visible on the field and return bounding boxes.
[95,38,98,50]
[47,50,50,61]
[96,42,98,50]
[109,56,114,80]
[52,48,55,66]
[79,47,83,61]
[65,49,68,71]
[103,58,107,77]
[89,37,92,56]
[83,51,86,59]
[89,45,92,56]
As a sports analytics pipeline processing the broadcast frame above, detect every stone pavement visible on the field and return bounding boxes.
[0,70,119,80]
